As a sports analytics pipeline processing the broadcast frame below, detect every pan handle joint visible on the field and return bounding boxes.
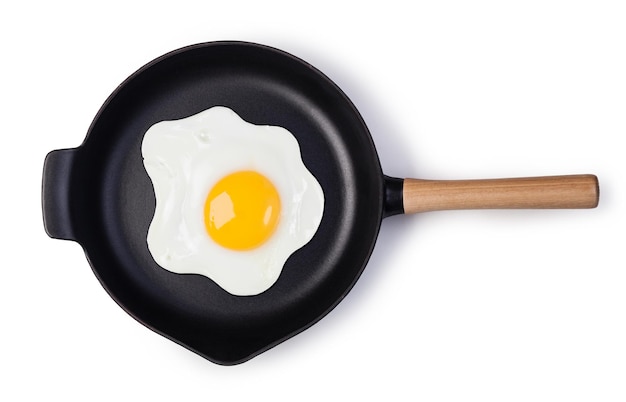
[383,176,404,218]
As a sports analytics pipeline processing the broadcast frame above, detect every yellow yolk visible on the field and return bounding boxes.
[204,171,281,250]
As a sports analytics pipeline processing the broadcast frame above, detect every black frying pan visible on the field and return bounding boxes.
[42,41,598,365]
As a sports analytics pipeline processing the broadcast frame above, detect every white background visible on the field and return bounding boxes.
[2,1,625,401]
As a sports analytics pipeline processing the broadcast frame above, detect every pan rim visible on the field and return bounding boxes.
[63,41,386,364]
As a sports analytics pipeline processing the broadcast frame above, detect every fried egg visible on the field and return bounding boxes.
[141,106,324,296]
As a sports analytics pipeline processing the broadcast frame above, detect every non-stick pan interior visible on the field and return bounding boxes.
[68,42,384,364]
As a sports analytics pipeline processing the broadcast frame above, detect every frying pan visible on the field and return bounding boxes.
[42,41,599,365]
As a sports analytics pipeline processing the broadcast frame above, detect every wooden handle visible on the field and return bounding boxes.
[403,174,599,214]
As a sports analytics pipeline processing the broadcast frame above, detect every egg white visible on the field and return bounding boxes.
[141,106,324,296]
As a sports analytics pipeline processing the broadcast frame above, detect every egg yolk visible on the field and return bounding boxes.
[204,170,281,250]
